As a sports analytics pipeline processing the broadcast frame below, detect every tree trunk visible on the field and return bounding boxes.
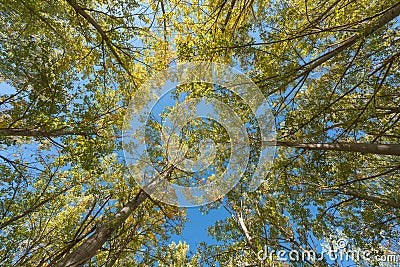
[54,190,149,267]
[339,188,400,209]
[54,166,173,267]
[271,141,400,156]
[0,128,89,137]
[301,2,400,75]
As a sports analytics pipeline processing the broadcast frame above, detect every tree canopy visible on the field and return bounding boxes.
[0,0,399,266]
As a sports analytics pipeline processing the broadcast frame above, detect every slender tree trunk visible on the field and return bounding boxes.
[54,166,173,267]
[271,141,400,156]
[300,2,400,75]
[339,188,400,209]
[65,0,134,79]
[236,212,254,248]
[0,128,88,137]
[54,190,149,267]
[264,1,400,96]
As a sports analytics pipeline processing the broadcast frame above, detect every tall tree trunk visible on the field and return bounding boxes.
[65,0,134,79]
[54,190,149,267]
[339,188,400,209]
[53,166,173,267]
[272,141,400,156]
[300,2,400,75]
[0,128,89,137]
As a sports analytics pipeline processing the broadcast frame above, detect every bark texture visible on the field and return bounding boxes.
[272,141,400,156]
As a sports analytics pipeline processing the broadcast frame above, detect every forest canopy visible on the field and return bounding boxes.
[0,0,399,266]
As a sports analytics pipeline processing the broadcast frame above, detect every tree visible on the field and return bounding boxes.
[0,0,399,266]
[0,0,184,266]
[186,0,400,266]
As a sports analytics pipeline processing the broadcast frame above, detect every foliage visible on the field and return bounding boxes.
[0,0,399,266]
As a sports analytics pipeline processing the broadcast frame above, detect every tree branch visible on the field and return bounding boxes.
[54,165,174,267]
[271,141,400,156]
[0,128,91,137]
[338,188,400,209]
[65,0,135,81]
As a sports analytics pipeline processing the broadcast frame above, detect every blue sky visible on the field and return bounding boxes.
[0,81,15,96]
[171,206,229,253]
